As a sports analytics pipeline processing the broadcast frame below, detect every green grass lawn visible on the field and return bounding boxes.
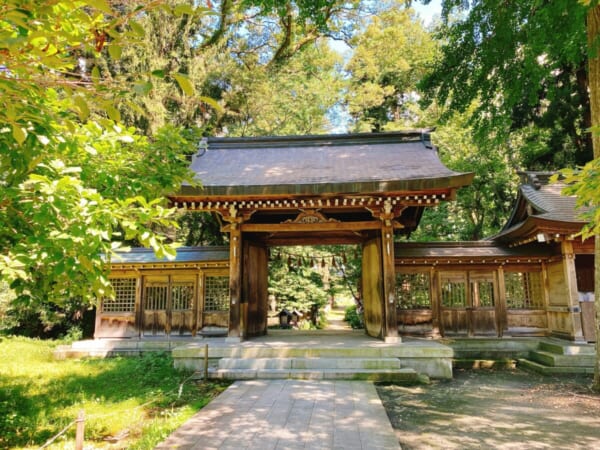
[0,337,229,449]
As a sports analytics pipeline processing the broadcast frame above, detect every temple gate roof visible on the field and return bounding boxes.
[177,131,472,198]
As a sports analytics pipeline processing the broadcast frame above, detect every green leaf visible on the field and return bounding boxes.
[199,96,224,114]
[106,104,121,122]
[6,104,16,121]
[12,124,26,144]
[85,0,112,14]
[173,73,194,96]
[74,96,90,121]
[151,69,166,79]
[108,43,122,60]
[91,66,101,83]
[159,4,172,14]
[195,7,220,16]
[174,4,195,16]
[128,19,145,37]
[133,81,153,95]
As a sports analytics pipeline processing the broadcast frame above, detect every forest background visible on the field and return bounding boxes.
[0,1,597,346]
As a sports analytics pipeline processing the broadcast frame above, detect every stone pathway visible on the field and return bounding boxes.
[155,379,400,450]
[325,304,352,332]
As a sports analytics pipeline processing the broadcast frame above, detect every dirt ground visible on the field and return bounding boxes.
[376,368,600,450]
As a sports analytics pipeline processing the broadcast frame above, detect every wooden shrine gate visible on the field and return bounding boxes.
[168,132,473,342]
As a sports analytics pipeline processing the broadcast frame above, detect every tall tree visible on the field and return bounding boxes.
[420,0,591,169]
[345,3,437,132]
[99,0,364,136]
[587,2,600,393]
[571,1,600,391]
[344,2,516,239]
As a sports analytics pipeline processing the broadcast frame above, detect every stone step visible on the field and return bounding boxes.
[217,357,403,371]
[203,347,410,359]
[530,350,595,368]
[517,358,594,375]
[204,367,424,382]
[538,340,595,356]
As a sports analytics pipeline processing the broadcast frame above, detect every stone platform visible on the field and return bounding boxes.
[172,330,453,379]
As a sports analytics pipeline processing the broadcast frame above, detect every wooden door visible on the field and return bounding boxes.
[199,273,230,331]
[469,272,497,336]
[440,271,497,336]
[142,274,197,336]
[440,272,469,335]
[142,275,169,336]
[169,276,196,336]
[362,237,384,338]
[244,241,269,337]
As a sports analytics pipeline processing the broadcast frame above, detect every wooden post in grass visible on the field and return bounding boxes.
[75,410,84,450]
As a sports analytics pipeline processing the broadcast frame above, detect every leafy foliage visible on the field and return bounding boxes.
[344,304,364,329]
[421,0,591,169]
[269,249,329,315]
[268,245,361,320]
[0,2,197,316]
[99,0,359,136]
[412,106,520,241]
[345,3,437,132]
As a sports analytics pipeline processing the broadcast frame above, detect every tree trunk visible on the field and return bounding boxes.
[586,5,600,391]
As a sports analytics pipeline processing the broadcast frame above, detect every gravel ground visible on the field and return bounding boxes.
[376,368,600,450]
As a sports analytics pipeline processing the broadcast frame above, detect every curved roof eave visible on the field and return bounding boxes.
[177,173,474,198]
[492,215,584,244]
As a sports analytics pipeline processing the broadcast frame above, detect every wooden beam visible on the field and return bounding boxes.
[240,220,384,233]
[264,235,366,246]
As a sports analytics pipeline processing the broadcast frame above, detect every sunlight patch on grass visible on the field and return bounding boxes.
[0,336,229,449]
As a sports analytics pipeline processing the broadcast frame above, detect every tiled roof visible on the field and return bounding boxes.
[180,132,473,196]
[110,247,229,264]
[493,171,587,244]
[395,241,555,260]
[520,183,584,223]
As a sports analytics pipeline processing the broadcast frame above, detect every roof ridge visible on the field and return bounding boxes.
[206,130,432,149]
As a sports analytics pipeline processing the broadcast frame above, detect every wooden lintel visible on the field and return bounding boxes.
[266,235,366,246]
[240,220,382,233]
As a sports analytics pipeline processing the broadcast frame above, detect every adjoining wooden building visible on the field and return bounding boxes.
[96,133,595,343]
[394,171,594,342]
[95,247,230,339]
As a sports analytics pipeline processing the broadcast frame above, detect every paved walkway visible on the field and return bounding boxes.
[155,379,400,449]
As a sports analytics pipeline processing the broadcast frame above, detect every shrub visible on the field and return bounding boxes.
[344,304,364,329]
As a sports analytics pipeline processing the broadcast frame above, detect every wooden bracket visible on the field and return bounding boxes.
[219,205,255,232]
[367,199,406,228]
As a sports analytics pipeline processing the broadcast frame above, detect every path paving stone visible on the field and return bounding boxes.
[155,379,400,450]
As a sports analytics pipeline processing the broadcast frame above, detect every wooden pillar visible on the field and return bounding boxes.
[430,267,441,338]
[466,271,474,337]
[362,237,384,339]
[227,225,243,341]
[562,241,585,342]
[382,222,399,343]
[496,266,507,338]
